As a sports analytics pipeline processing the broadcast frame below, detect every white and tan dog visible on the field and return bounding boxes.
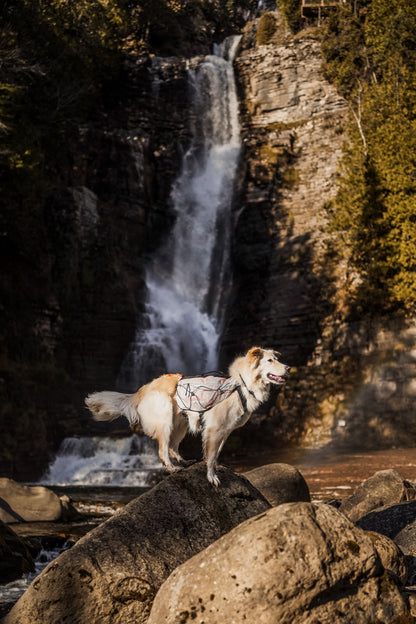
[85,347,290,485]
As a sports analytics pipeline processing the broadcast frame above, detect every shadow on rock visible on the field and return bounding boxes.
[3,463,270,624]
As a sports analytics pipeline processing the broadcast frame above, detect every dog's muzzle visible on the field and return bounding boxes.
[267,366,290,385]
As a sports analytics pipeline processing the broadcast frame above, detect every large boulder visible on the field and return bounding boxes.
[4,463,270,624]
[243,462,310,506]
[357,500,416,585]
[0,478,78,523]
[0,520,34,584]
[339,469,416,522]
[365,530,408,585]
[356,500,416,540]
[148,502,411,624]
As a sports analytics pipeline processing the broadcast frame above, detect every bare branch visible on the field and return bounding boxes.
[350,82,367,156]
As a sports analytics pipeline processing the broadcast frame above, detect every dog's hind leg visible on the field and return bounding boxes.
[138,391,181,474]
[168,415,188,465]
[158,437,181,473]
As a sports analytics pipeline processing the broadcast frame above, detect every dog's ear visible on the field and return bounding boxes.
[248,347,263,367]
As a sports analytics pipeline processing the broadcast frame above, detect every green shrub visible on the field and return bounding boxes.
[279,0,302,33]
[256,12,277,45]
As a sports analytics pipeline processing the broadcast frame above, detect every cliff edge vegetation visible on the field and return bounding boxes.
[319,0,416,316]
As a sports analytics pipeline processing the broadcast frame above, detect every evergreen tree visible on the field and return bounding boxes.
[322,0,416,313]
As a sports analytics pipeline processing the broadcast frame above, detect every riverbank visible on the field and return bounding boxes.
[2,447,416,619]
[4,460,416,623]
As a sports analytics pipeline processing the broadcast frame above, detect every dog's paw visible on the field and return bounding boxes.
[166,465,182,474]
[207,473,220,487]
[180,459,198,467]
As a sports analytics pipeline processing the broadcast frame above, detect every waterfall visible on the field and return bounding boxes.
[37,38,241,489]
[39,435,160,486]
[118,36,242,390]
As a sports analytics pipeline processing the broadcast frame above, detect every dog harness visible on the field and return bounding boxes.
[175,373,243,414]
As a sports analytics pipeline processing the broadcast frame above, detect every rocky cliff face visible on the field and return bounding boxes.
[0,56,194,479]
[222,18,348,365]
[220,15,416,454]
[49,56,193,393]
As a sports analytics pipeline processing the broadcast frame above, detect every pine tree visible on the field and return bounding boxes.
[322,0,416,313]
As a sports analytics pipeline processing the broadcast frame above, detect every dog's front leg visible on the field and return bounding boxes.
[203,429,228,486]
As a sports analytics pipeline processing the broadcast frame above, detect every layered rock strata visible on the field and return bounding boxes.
[222,20,348,365]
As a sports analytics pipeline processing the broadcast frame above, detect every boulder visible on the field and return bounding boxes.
[356,500,416,540]
[0,520,34,583]
[357,500,416,585]
[365,530,408,585]
[0,478,78,523]
[339,469,416,522]
[148,502,411,624]
[243,462,310,506]
[4,463,270,624]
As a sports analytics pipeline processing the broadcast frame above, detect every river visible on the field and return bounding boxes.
[232,446,416,501]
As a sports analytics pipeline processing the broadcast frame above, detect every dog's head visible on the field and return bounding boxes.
[247,347,290,386]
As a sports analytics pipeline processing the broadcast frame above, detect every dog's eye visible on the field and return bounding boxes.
[268,358,273,362]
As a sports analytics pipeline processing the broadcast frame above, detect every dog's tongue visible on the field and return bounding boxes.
[268,373,285,383]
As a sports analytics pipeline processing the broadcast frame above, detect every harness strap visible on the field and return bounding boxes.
[181,383,246,418]
[236,385,247,411]
[239,374,257,402]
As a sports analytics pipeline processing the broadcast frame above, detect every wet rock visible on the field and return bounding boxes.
[148,502,410,624]
[243,462,310,506]
[0,478,78,523]
[339,469,416,522]
[0,520,34,583]
[3,463,270,624]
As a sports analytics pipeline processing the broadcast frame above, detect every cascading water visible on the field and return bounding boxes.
[118,36,242,390]
[37,37,242,489]
[39,435,160,486]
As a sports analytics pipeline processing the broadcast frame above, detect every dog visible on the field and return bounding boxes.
[85,346,290,486]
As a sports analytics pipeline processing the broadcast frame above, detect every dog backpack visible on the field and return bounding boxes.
[175,373,239,413]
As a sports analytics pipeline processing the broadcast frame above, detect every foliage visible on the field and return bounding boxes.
[131,0,258,54]
[321,0,416,314]
[256,12,277,45]
[320,7,366,97]
[278,0,302,32]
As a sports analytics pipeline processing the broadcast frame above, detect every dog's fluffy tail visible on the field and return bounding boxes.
[85,391,139,425]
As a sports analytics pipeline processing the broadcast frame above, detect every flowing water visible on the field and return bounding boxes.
[118,36,242,390]
[0,540,73,618]
[39,435,161,487]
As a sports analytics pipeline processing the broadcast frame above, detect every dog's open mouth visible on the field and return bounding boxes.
[267,373,286,384]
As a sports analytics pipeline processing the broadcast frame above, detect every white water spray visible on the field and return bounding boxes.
[35,39,242,491]
[39,435,160,486]
[118,36,242,389]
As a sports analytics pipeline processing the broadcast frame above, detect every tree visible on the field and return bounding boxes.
[321,0,416,313]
